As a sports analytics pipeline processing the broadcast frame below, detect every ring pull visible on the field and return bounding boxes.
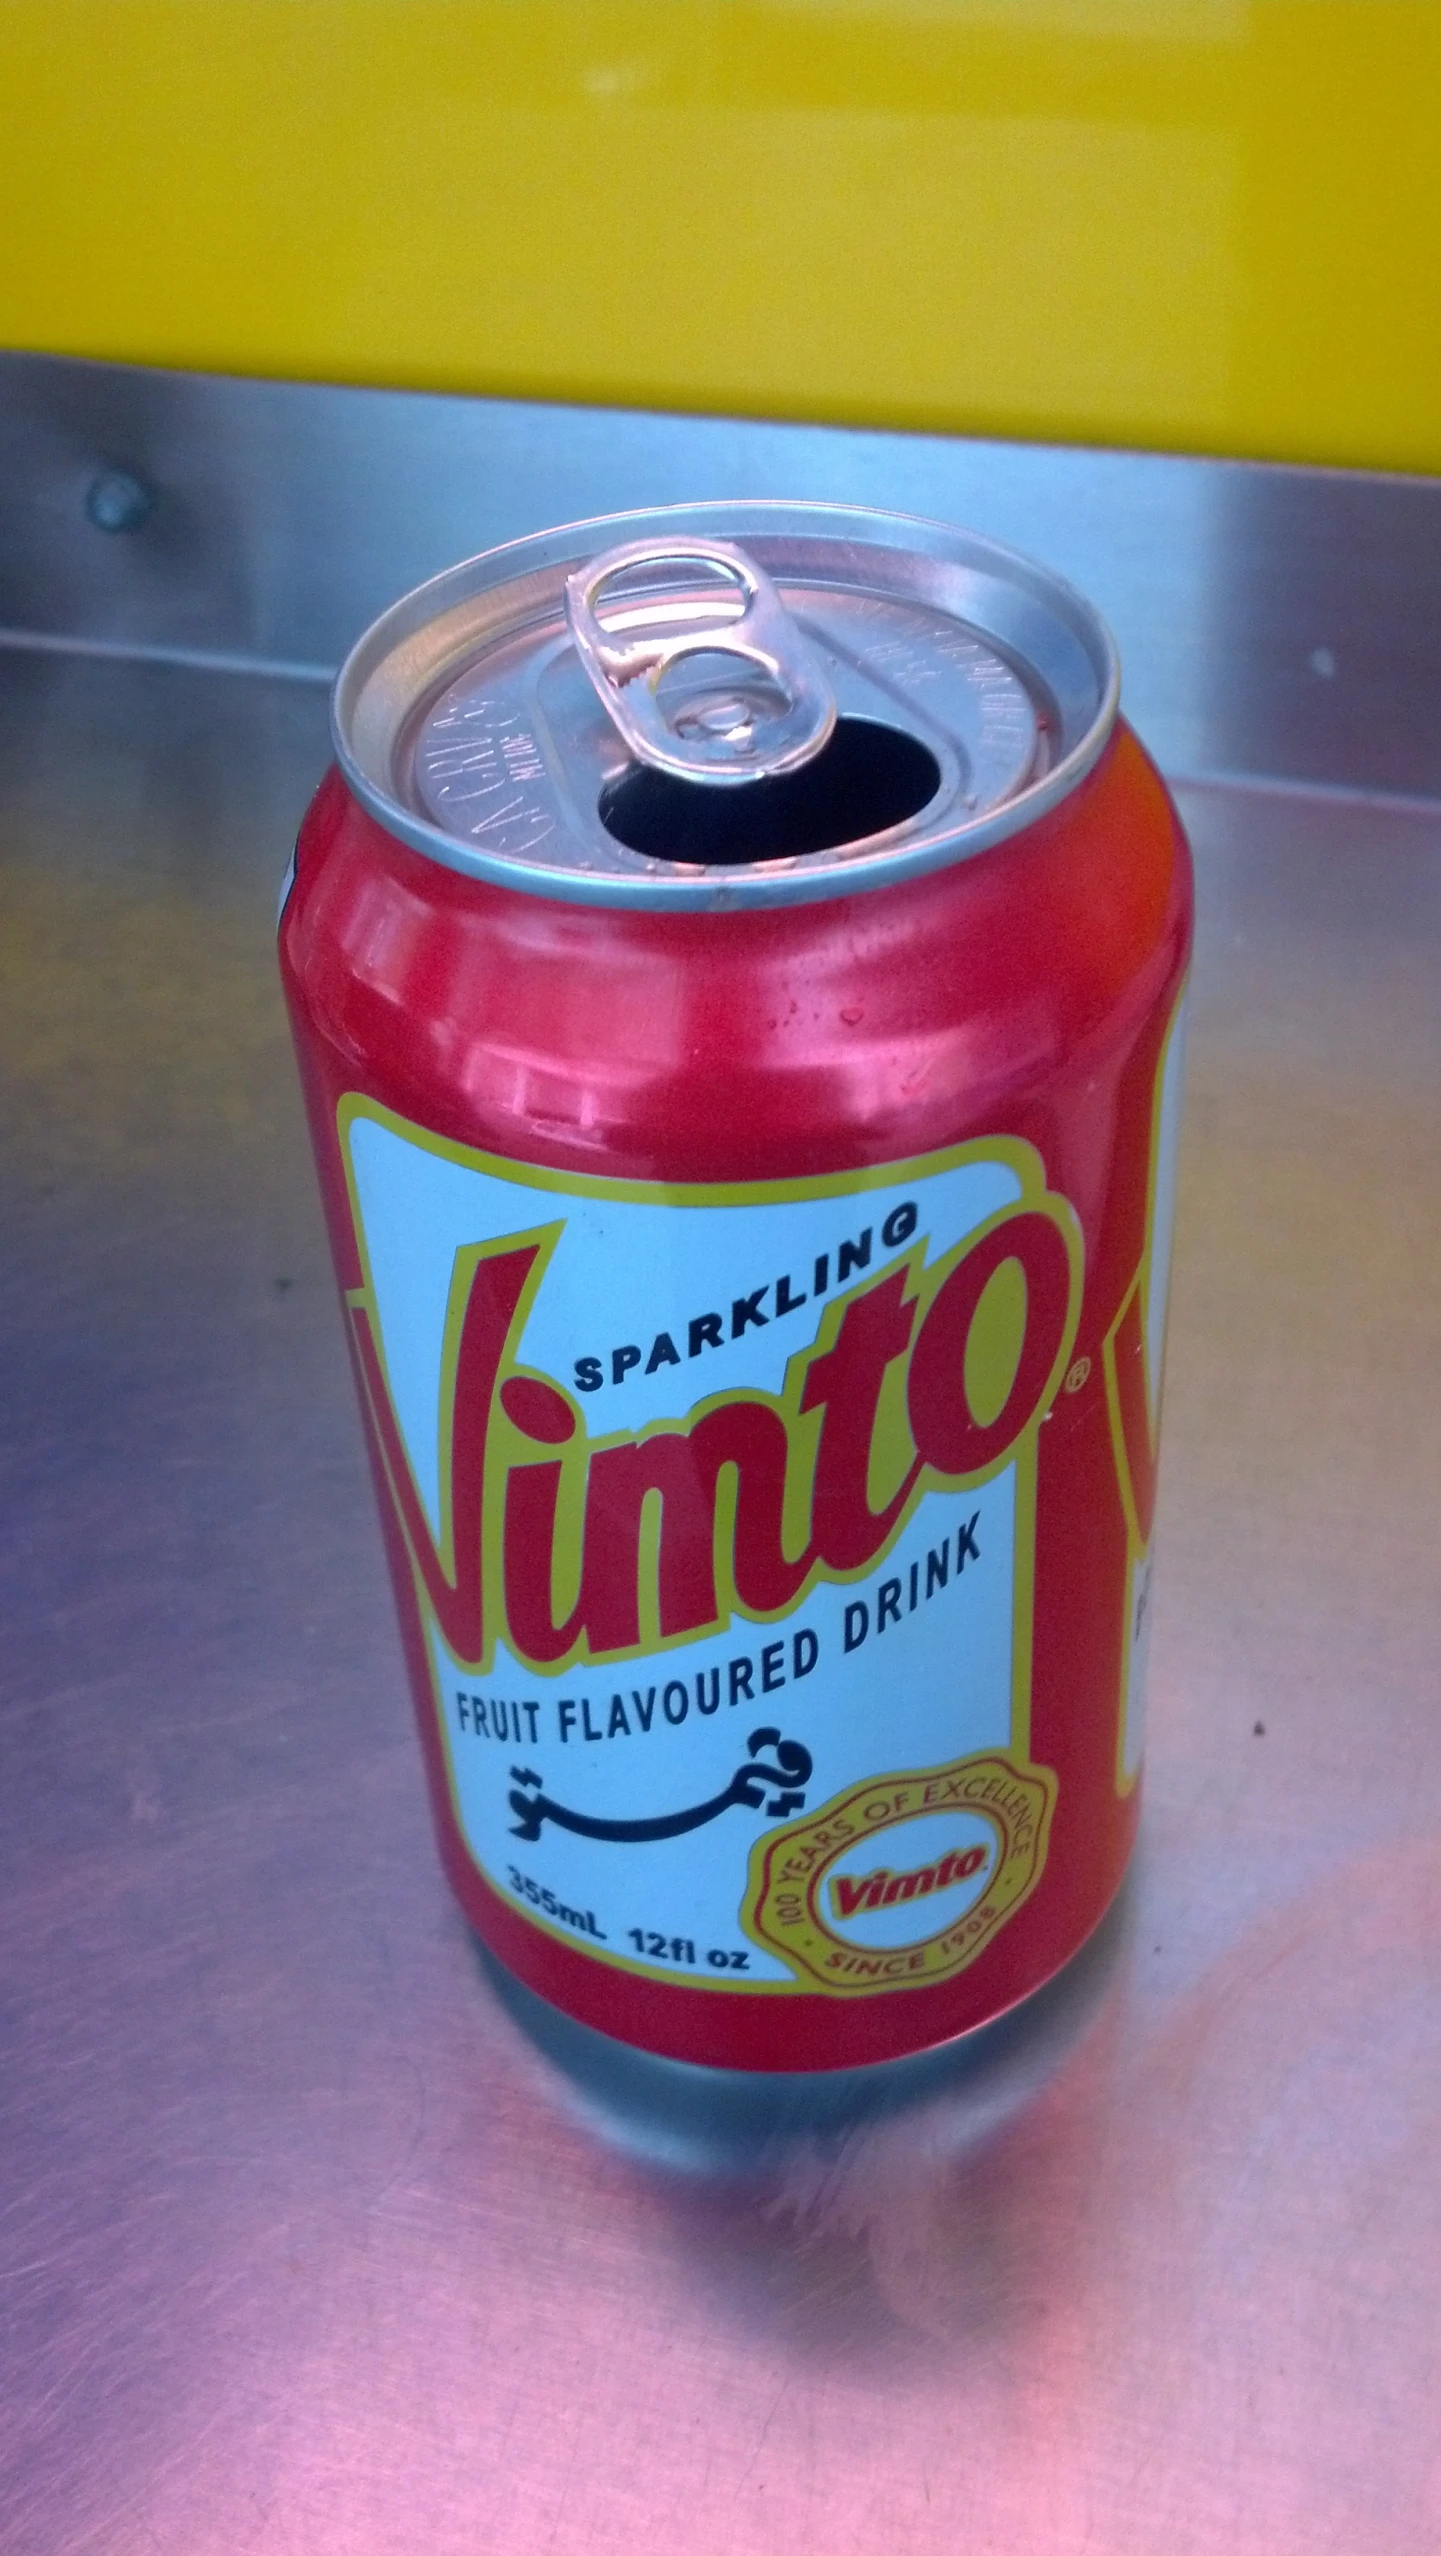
[565,537,836,784]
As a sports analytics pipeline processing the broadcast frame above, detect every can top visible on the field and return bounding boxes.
[333,501,1120,910]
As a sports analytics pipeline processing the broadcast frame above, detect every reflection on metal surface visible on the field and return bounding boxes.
[478,1887,1131,2178]
[2,635,1439,2550]
[3,352,1441,805]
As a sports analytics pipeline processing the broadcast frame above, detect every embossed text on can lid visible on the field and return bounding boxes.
[333,501,1120,910]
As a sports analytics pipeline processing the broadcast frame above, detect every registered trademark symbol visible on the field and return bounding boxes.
[1063,1357,1092,1394]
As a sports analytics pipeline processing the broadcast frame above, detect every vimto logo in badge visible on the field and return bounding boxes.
[742,1753,1056,1994]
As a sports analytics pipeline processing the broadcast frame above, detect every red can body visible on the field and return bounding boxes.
[282,710,1191,2072]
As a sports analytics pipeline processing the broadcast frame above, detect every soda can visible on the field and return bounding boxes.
[280,503,1192,2072]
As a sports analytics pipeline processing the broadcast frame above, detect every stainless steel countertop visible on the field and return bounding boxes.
[3,631,1438,2553]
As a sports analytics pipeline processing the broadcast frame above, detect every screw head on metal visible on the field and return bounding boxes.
[85,469,156,535]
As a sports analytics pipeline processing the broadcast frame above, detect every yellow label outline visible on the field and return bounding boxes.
[337,1094,1079,1988]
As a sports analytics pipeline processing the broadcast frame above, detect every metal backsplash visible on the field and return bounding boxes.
[2,348,1439,806]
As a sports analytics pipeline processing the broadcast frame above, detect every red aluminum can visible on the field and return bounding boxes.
[280,504,1191,2073]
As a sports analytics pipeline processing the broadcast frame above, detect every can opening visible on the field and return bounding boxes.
[597,717,941,866]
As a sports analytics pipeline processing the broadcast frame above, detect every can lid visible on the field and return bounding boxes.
[333,501,1120,910]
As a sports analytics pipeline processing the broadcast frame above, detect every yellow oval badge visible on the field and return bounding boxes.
[742,1751,1056,1995]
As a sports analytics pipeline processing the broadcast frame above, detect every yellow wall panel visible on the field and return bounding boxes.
[1,0,1437,470]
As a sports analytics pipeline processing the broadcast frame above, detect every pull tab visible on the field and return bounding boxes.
[565,537,836,785]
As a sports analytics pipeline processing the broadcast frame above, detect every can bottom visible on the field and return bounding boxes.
[470,1876,1132,2167]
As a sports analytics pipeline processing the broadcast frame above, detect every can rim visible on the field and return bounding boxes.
[331,499,1122,910]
